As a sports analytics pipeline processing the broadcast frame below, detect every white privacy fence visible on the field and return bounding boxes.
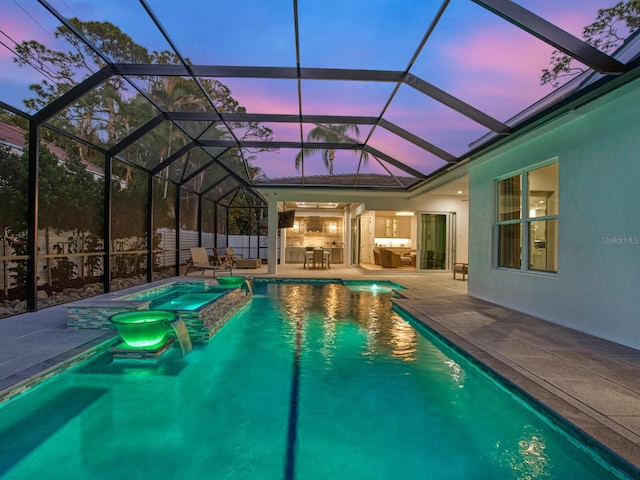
[161,229,275,266]
[1,228,277,291]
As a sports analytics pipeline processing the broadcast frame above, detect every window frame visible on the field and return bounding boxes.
[494,158,558,274]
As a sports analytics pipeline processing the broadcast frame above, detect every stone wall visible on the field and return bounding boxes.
[66,285,251,343]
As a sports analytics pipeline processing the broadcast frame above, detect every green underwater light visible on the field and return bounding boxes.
[110,310,176,347]
[217,276,245,288]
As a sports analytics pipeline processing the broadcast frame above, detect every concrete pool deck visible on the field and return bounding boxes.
[1,265,639,473]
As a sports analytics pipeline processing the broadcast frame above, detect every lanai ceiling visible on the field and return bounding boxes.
[1,0,638,202]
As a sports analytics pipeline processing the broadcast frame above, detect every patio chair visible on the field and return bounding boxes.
[185,247,233,277]
[453,262,468,281]
[379,248,401,268]
[212,248,234,267]
[225,247,242,266]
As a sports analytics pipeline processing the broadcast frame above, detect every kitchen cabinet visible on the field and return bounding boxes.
[375,216,410,238]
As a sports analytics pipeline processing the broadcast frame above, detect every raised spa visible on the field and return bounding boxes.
[66,280,252,343]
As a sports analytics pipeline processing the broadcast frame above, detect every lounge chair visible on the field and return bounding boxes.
[185,247,233,277]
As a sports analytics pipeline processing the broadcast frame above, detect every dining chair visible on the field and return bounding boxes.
[303,247,314,269]
[312,249,325,269]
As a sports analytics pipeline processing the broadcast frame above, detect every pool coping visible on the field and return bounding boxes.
[391,296,640,477]
[0,332,119,405]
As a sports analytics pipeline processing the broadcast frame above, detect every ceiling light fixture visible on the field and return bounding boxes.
[395,211,414,216]
[296,202,339,208]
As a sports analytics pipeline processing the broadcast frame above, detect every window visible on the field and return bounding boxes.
[496,162,558,273]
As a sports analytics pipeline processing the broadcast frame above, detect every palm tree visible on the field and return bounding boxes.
[295,124,367,175]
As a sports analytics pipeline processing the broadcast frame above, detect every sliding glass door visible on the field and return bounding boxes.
[418,213,456,271]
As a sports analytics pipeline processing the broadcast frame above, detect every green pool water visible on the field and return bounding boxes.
[150,291,223,311]
[123,283,227,311]
[0,281,634,479]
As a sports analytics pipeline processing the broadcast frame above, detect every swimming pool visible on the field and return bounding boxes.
[0,280,634,479]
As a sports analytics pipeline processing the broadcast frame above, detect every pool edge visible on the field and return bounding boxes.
[393,299,640,479]
[0,332,119,405]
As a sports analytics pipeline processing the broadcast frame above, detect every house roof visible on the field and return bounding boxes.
[0,122,106,179]
[0,122,29,151]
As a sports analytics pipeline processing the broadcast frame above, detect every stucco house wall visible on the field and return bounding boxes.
[468,77,640,349]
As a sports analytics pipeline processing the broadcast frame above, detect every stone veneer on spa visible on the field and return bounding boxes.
[66,281,251,343]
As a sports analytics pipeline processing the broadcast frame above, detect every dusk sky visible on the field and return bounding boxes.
[0,0,620,181]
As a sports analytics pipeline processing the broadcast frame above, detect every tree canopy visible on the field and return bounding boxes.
[541,0,640,87]
[0,142,102,235]
[13,18,273,186]
[2,17,274,252]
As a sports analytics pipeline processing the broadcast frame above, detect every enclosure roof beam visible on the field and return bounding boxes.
[180,148,231,185]
[41,122,108,155]
[404,74,511,133]
[150,141,196,175]
[114,64,404,82]
[33,66,115,125]
[168,112,454,162]
[0,100,30,119]
[199,140,361,150]
[108,114,166,156]
[166,111,379,125]
[378,119,458,163]
[362,145,428,179]
[116,63,506,136]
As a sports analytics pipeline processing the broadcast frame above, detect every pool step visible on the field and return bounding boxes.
[110,337,176,360]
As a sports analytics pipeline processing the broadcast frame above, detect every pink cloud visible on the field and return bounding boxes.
[1,6,58,47]
[222,78,298,114]
[518,3,603,38]
[425,32,553,119]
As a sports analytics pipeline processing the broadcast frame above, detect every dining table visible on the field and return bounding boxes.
[304,248,331,269]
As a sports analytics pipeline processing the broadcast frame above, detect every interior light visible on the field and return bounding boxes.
[395,211,414,216]
[457,190,463,194]
[295,202,338,208]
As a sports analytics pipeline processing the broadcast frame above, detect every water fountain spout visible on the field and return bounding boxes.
[169,317,193,355]
[244,277,253,296]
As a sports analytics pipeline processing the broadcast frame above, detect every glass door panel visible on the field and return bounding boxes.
[351,217,360,266]
[419,213,454,270]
